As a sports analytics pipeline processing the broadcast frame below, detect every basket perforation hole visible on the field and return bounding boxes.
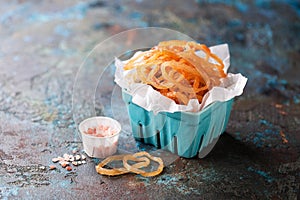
[156,130,161,148]
[173,135,178,155]
[138,122,144,143]
[199,135,204,149]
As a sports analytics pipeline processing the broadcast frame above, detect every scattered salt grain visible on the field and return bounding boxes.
[72,148,78,154]
[51,152,87,171]
[52,158,60,163]
[63,153,70,161]
[75,155,81,161]
[69,155,74,162]
[60,161,69,168]
[66,166,72,171]
[57,157,64,161]
[49,165,56,170]
[72,161,78,166]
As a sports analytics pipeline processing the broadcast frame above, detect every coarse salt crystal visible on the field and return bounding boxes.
[72,148,78,154]
[84,125,117,137]
[49,165,56,170]
[69,155,74,162]
[72,161,78,166]
[75,155,81,161]
[60,161,69,168]
[57,157,64,161]
[52,158,59,163]
[63,153,70,161]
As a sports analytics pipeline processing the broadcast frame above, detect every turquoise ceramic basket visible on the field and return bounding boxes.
[122,90,233,158]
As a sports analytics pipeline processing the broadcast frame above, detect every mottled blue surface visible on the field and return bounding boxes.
[247,166,274,183]
[0,0,299,199]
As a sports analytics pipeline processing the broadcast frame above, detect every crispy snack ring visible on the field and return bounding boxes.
[123,40,226,105]
[123,151,164,177]
[95,154,150,176]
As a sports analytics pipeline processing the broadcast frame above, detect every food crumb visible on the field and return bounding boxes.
[280,130,288,144]
[278,110,287,115]
[275,104,283,109]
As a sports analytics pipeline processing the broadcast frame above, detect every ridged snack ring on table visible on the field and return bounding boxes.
[95,154,150,176]
[123,151,164,177]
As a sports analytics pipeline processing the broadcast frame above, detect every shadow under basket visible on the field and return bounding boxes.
[122,90,234,158]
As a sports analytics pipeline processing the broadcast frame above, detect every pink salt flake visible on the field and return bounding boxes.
[84,124,117,138]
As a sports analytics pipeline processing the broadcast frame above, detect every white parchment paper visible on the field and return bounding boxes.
[114,44,247,114]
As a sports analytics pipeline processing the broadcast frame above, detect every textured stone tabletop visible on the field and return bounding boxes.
[0,1,299,199]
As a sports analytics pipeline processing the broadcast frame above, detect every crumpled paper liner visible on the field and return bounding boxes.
[114,43,247,114]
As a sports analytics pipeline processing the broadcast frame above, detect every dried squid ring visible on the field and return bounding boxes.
[95,154,150,176]
[123,151,164,177]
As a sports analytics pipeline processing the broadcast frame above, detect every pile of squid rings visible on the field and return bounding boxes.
[124,40,227,105]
